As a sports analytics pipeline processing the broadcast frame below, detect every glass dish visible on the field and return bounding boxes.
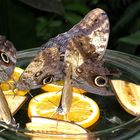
[0,47,140,140]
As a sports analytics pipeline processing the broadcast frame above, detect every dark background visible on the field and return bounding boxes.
[0,0,140,57]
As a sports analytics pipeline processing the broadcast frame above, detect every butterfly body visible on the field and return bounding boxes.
[57,62,73,115]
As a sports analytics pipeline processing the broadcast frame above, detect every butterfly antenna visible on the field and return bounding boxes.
[55,87,63,94]
[73,86,83,94]
[16,76,38,101]
[47,88,63,109]
[72,77,84,84]
[48,90,64,121]
[28,90,38,102]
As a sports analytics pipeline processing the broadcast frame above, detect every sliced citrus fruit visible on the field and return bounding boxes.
[111,80,140,116]
[26,116,88,134]
[5,94,27,115]
[26,117,88,140]
[0,67,28,96]
[41,81,86,94]
[28,92,100,128]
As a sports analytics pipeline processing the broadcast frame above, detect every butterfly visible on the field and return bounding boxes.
[0,35,17,125]
[15,8,118,96]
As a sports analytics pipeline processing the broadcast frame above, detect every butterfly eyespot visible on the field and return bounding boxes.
[76,67,83,73]
[0,52,10,64]
[43,75,53,85]
[94,76,107,87]
[94,18,98,23]
[35,71,42,77]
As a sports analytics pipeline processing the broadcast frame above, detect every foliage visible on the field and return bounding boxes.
[18,0,64,15]
[0,0,140,56]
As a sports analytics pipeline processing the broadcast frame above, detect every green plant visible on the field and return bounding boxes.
[0,0,140,56]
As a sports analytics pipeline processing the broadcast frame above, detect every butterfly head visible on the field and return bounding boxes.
[0,35,16,82]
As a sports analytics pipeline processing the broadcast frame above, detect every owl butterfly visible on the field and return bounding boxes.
[0,35,16,125]
[16,8,117,96]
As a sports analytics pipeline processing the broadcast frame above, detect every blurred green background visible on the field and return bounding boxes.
[0,0,140,57]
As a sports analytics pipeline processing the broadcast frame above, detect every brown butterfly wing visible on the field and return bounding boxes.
[0,35,16,82]
[65,8,111,95]
[68,8,110,61]
[16,46,64,90]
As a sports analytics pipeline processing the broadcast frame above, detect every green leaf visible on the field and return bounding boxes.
[36,17,63,40]
[65,3,90,15]
[49,21,62,27]
[36,17,48,39]
[91,0,99,5]
[18,0,64,15]
[112,1,140,35]
[0,0,36,50]
[118,31,140,45]
[65,12,82,25]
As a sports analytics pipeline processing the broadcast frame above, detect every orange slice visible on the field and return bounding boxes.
[41,81,86,94]
[5,94,27,115]
[0,67,28,96]
[28,92,100,128]
[26,117,88,140]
